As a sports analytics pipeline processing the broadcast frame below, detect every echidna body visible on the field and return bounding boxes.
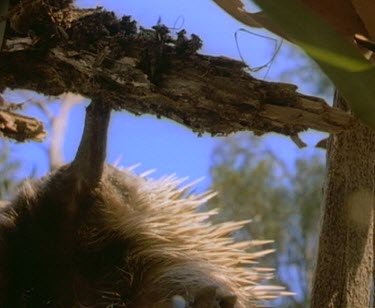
[0,101,287,307]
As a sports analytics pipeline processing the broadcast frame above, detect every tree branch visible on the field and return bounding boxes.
[0,1,357,141]
[0,103,46,142]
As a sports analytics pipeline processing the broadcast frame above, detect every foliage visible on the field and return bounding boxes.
[213,0,375,127]
[253,0,375,128]
[207,133,325,307]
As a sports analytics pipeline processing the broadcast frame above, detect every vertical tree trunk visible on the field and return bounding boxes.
[311,92,374,307]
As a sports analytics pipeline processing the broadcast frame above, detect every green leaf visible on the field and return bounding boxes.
[253,0,375,128]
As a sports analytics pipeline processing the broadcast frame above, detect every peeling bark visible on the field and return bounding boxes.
[0,102,46,142]
[2,1,375,306]
[0,0,356,142]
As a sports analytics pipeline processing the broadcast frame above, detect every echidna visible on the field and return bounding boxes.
[0,99,288,307]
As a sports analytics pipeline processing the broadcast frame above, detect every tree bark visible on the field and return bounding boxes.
[0,1,357,143]
[3,2,375,303]
[311,91,374,307]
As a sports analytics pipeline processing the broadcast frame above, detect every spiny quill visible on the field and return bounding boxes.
[0,99,292,307]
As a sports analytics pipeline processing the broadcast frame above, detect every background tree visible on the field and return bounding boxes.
[213,0,375,305]
[207,133,324,307]
[2,0,374,306]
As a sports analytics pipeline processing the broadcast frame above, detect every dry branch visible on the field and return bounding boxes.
[0,97,46,141]
[0,0,357,141]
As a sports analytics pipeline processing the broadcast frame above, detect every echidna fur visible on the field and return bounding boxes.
[0,101,289,307]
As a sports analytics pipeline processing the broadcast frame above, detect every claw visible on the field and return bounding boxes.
[193,285,218,308]
[192,286,238,308]
[155,295,186,308]
[220,295,237,308]
[171,295,186,308]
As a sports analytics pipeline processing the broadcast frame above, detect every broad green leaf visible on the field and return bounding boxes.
[252,0,375,128]
[212,0,289,38]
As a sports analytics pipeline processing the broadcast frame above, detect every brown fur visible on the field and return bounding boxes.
[0,164,286,307]
[0,102,288,307]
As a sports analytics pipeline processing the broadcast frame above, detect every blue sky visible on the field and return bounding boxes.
[2,1,330,304]
[5,0,327,190]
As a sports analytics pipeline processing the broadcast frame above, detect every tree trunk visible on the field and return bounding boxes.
[311,92,374,307]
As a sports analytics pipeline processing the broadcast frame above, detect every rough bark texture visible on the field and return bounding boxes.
[0,109,45,141]
[2,1,375,306]
[311,92,374,307]
[0,98,46,142]
[0,0,356,142]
